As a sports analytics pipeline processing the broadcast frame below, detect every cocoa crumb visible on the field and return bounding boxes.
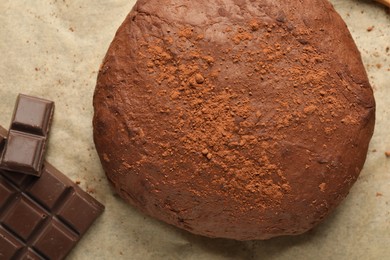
[319,183,326,192]
[170,90,180,99]
[366,26,374,32]
[87,187,96,194]
[103,153,110,162]
[385,151,390,157]
[195,73,205,84]
[376,192,383,197]
[201,149,212,160]
[196,34,204,41]
[249,20,260,31]
[232,31,253,44]
[303,105,317,114]
[178,27,194,38]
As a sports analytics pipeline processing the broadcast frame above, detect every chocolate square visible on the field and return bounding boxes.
[2,196,47,241]
[1,131,45,175]
[57,189,103,235]
[33,220,77,260]
[11,94,54,136]
[26,167,68,210]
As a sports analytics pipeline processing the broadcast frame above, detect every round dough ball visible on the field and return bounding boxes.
[93,0,375,240]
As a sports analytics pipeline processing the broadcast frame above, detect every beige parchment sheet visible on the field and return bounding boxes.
[0,0,389,259]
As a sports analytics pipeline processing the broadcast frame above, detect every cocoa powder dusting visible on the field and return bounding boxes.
[134,13,364,211]
[133,13,368,210]
[140,24,301,208]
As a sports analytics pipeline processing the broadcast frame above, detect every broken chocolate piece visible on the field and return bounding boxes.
[0,94,54,176]
[0,126,104,259]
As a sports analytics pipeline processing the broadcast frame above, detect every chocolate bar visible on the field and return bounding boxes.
[0,94,54,176]
[0,126,104,259]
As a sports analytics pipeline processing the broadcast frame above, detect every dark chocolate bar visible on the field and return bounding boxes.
[0,94,54,176]
[0,126,104,259]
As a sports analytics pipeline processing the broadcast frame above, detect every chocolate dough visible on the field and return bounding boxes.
[93,0,375,240]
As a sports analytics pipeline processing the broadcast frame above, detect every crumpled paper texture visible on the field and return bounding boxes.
[0,0,389,259]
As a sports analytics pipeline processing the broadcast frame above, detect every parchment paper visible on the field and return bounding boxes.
[0,0,389,259]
